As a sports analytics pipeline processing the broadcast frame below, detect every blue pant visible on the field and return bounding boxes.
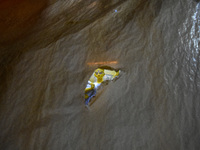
[85,89,96,105]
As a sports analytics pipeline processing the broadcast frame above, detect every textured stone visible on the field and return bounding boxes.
[0,0,200,150]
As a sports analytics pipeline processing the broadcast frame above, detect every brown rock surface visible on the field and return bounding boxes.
[0,0,200,149]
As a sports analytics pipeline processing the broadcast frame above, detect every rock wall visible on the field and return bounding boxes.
[0,0,200,150]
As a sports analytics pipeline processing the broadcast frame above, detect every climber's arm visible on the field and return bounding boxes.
[113,70,120,78]
[85,83,95,93]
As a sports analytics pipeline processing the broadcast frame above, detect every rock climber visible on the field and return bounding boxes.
[85,68,105,105]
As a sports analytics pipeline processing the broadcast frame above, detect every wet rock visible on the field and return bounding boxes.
[0,0,200,150]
